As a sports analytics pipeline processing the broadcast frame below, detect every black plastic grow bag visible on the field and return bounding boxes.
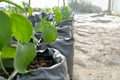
[16,48,69,80]
[57,19,73,27]
[48,20,74,79]
[28,14,41,26]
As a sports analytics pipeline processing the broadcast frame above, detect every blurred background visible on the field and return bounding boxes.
[0,0,120,15]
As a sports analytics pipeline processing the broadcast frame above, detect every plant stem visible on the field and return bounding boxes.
[8,70,17,80]
[28,0,31,8]
[0,52,9,77]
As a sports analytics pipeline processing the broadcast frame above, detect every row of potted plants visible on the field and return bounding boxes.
[21,2,74,79]
[0,0,74,80]
[29,5,74,80]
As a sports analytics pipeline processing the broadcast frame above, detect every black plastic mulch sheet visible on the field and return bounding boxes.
[16,48,69,80]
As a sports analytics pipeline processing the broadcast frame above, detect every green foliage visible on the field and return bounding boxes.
[0,0,60,78]
[0,11,12,51]
[35,17,58,44]
[22,1,28,8]
[53,6,72,22]
[53,7,63,24]
[10,12,36,74]
[42,22,58,43]
[11,14,33,43]
[22,1,29,16]
[34,22,42,32]
[14,42,36,73]
[60,6,72,19]
[1,46,16,59]
[0,10,36,78]
[0,1,38,78]
[22,1,33,16]
[28,7,33,16]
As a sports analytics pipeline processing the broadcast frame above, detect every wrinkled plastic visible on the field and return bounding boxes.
[49,20,74,79]
[28,14,41,26]
[16,48,69,80]
[57,19,73,26]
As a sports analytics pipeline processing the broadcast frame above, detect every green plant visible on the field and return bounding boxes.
[22,1,33,16]
[0,10,36,79]
[34,16,58,44]
[52,6,72,23]
[60,6,72,19]
[34,7,61,44]
[53,6,63,24]
[0,0,58,80]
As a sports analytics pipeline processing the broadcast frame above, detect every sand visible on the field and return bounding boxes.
[73,13,120,80]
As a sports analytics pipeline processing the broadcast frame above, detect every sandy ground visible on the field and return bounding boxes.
[73,13,120,80]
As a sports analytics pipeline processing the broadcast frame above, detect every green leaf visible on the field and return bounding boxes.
[22,1,27,7]
[42,22,58,43]
[34,22,42,32]
[39,25,44,32]
[53,7,63,24]
[60,6,72,19]
[14,42,36,73]
[0,11,12,51]
[11,13,33,42]
[38,17,48,32]
[1,46,16,59]
[28,7,33,16]
[39,21,51,33]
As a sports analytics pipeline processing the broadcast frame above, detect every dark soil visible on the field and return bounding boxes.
[27,56,56,70]
[0,68,14,78]
[0,57,56,78]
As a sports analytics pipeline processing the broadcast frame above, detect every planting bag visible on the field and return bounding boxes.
[48,23,74,79]
[57,19,73,27]
[16,48,69,80]
[28,14,41,26]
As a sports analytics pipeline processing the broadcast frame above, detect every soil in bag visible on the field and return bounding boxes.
[0,68,14,78]
[27,49,56,70]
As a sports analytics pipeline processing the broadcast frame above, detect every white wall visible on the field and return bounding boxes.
[91,0,108,10]
[113,0,120,15]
